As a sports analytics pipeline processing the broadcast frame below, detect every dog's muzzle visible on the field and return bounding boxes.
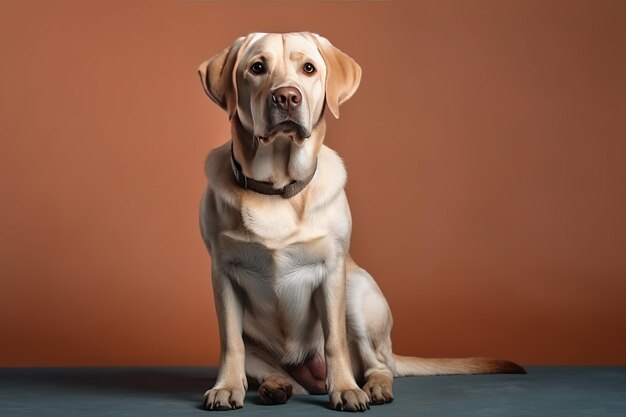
[263,87,311,140]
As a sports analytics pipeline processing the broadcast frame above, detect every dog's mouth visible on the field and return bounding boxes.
[256,120,310,145]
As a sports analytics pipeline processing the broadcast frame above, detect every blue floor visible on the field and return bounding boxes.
[1,366,625,416]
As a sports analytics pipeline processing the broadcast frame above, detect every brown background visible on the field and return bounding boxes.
[1,0,625,367]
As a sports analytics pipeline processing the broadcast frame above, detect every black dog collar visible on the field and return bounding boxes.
[230,143,317,199]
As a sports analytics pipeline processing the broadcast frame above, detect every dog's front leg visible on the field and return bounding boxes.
[203,266,247,411]
[316,257,370,412]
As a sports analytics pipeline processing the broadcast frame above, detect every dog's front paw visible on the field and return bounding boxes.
[362,379,393,405]
[203,386,245,411]
[330,388,370,412]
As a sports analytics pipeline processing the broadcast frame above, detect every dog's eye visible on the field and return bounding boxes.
[303,63,316,74]
[250,62,266,75]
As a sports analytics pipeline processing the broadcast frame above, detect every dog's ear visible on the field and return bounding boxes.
[198,35,250,120]
[311,34,362,119]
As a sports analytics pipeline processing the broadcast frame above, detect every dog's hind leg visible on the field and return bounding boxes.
[245,345,306,405]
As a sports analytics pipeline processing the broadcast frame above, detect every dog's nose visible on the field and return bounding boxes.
[272,87,301,111]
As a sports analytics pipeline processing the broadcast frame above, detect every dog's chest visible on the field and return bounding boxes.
[210,182,350,361]
[222,195,341,295]
[220,231,336,298]
[219,228,338,361]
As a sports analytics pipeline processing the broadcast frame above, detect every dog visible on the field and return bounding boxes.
[197,32,525,412]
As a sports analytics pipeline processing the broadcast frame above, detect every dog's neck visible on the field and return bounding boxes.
[231,115,325,190]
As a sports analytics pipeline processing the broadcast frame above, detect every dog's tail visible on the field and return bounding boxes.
[392,354,526,377]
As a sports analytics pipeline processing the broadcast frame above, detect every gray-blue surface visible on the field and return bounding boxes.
[1,367,625,416]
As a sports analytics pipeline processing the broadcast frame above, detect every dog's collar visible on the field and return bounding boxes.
[230,142,317,199]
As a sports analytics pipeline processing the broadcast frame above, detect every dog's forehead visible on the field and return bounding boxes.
[282,33,322,60]
[244,33,281,57]
[243,33,322,63]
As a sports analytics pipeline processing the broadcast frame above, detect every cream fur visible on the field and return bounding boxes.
[198,32,524,412]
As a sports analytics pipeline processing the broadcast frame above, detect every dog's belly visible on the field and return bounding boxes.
[219,232,337,366]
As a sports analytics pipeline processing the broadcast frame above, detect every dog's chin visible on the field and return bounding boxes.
[255,121,311,145]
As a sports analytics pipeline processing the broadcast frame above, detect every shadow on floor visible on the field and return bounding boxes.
[0,367,217,403]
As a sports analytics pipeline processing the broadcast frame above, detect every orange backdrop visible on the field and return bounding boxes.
[1,0,625,367]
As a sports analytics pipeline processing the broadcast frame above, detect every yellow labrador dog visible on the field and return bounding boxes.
[198,32,524,412]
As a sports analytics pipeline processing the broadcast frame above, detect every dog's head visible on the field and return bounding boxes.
[199,32,361,144]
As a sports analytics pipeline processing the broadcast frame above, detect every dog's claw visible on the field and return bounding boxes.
[203,387,245,411]
[330,388,370,412]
